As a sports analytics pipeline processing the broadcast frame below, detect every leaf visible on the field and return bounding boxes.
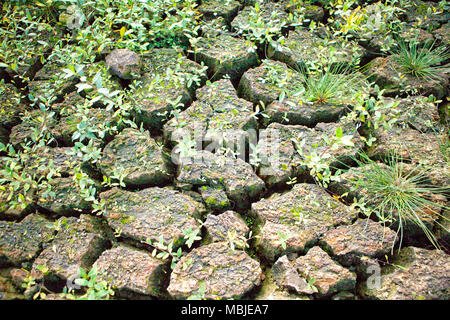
[336,127,343,138]
[76,83,93,93]
[74,278,89,287]
[120,26,126,39]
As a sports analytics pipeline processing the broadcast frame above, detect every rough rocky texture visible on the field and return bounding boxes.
[99,128,172,187]
[199,17,228,38]
[370,96,441,133]
[194,35,258,81]
[9,107,119,148]
[252,183,357,261]
[0,214,53,267]
[268,29,364,70]
[256,123,305,187]
[238,60,304,106]
[283,0,324,23]
[132,50,207,130]
[176,150,265,209]
[95,245,167,297]
[320,219,397,266]
[9,110,59,147]
[204,211,249,248]
[164,79,257,149]
[167,242,262,299]
[31,215,111,281]
[359,246,450,300]
[272,255,314,295]
[367,126,445,168]
[264,97,348,128]
[100,187,203,247]
[295,246,356,297]
[367,55,448,99]
[292,120,363,168]
[403,0,449,31]
[199,186,231,212]
[0,183,35,221]
[231,2,289,33]
[37,177,95,215]
[257,120,362,186]
[434,23,450,46]
[55,107,120,146]
[198,0,241,23]
[105,48,140,79]
[0,83,25,129]
[23,147,80,178]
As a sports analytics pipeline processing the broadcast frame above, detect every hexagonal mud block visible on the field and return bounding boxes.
[238,60,304,106]
[194,34,258,81]
[204,211,249,247]
[9,110,59,147]
[199,17,229,38]
[0,214,53,267]
[167,242,262,299]
[0,184,35,221]
[403,0,449,31]
[367,126,446,167]
[268,29,364,71]
[95,245,167,297]
[100,187,203,247]
[359,246,450,299]
[37,177,96,216]
[272,255,314,295]
[295,246,356,297]
[257,120,363,187]
[367,56,448,99]
[284,0,324,23]
[99,128,172,187]
[23,147,81,178]
[176,150,265,209]
[252,183,357,261]
[256,123,305,187]
[199,186,232,211]
[231,2,289,33]
[105,48,140,79]
[198,0,241,23]
[164,79,257,148]
[0,82,25,129]
[320,219,397,266]
[362,96,441,135]
[32,215,112,281]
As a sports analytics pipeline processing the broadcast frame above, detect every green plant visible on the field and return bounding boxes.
[62,264,114,300]
[349,152,449,250]
[391,40,449,80]
[300,65,368,105]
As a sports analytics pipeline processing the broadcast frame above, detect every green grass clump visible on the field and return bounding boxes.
[350,152,449,250]
[301,65,368,105]
[392,40,449,80]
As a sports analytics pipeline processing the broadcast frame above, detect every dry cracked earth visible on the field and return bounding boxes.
[0,0,449,300]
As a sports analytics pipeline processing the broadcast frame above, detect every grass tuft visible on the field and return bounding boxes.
[350,152,449,250]
[391,40,449,80]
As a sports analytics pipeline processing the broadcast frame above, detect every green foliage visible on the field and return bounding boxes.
[62,264,114,300]
[300,65,368,105]
[349,152,449,250]
[392,40,449,80]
